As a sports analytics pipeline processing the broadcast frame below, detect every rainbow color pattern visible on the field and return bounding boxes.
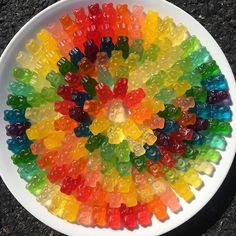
[4,3,232,230]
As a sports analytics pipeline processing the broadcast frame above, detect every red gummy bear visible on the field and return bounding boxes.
[60,176,81,195]
[124,88,145,108]
[54,100,77,115]
[47,164,69,183]
[57,85,74,100]
[113,78,128,99]
[95,83,114,104]
[107,207,121,229]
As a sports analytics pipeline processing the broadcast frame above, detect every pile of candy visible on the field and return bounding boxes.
[4,3,232,229]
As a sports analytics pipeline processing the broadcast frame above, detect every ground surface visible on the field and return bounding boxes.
[0,0,236,235]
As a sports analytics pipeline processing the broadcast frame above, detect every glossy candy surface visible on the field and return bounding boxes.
[5,2,232,230]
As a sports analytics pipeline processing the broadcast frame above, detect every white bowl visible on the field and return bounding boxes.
[0,0,235,235]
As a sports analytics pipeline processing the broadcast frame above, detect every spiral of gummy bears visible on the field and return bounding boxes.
[4,3,232,229]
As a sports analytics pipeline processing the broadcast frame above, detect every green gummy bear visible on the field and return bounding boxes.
[85,134,106,152]
[57,57,78,76]
[197,60,221,80]
[179,70,202,87]
[207,119,232,136]
[81,75,98,97]
[27,92,47,107]
[129,39,144,58]
[41,87,61,102]
[174,158,189,172]
[196,146,221,163]
[11,148,37,167]
[12,67,34,84]
[7,94,31,109]
[142,44,159,62]
[205,135,226,150]
[182,145,199,160]
[8,80,34,96]
[130,153,147,172]
[180,35,201,59]
[17,160,40,182]
[46,71,65,88]
[26,171,48,196]
[114,140,130,162]
[98,67,113,87]
[116,161,132,176]
[155,88,176,104]
[113,65,129,82]
[164,168,179,183]
[158,104,181,119]
[146,71,166,89]
[100,140,116,160]
[115,36,129,59]
[101,159,116,176]
[186,86,207,103]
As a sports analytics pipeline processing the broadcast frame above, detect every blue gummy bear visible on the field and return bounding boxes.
[71,91,92,107]
[211,105,232,121]
[191,103,209,119]
[144,144,161,162]
[187,131,205,146]
[162,119,179,133]
[74,122,92,137]
[7,135,32,153]
[201,74,228,90]
[69,47,84,66]
[4,109,28,124]
[100,37,115,58]
[17,160,40,182]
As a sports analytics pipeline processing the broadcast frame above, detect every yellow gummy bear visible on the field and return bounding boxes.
[156,46,183,72]
[43,131,65,149]
[170,25,188,47]
[121,119,142,140]
[102,169,119,192]
[70,138,89,160]
[26,39,59,72]
[89,116,110,135]
[173,80,191,97]
[158,17,175,41]
[62,196,81,222]
[49,191,70,217]
[107,124,125,144]
[25,103,58,123]
[109,50,125,75]
[26,116,56,140]
[171,177,194,202]
[37,29,59,52]
[142,97,165,113]
[163,64,184,87]
[140,127,157,146]
[136,184,154,203]
[142,11,159,49]
[117,176,132,193]
[122,184,138,207]
[182,168,203,189]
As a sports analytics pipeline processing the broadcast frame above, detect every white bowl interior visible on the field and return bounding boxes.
[0,0,235,236]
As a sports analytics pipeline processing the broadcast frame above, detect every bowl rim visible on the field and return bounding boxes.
[0,0,236,236]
